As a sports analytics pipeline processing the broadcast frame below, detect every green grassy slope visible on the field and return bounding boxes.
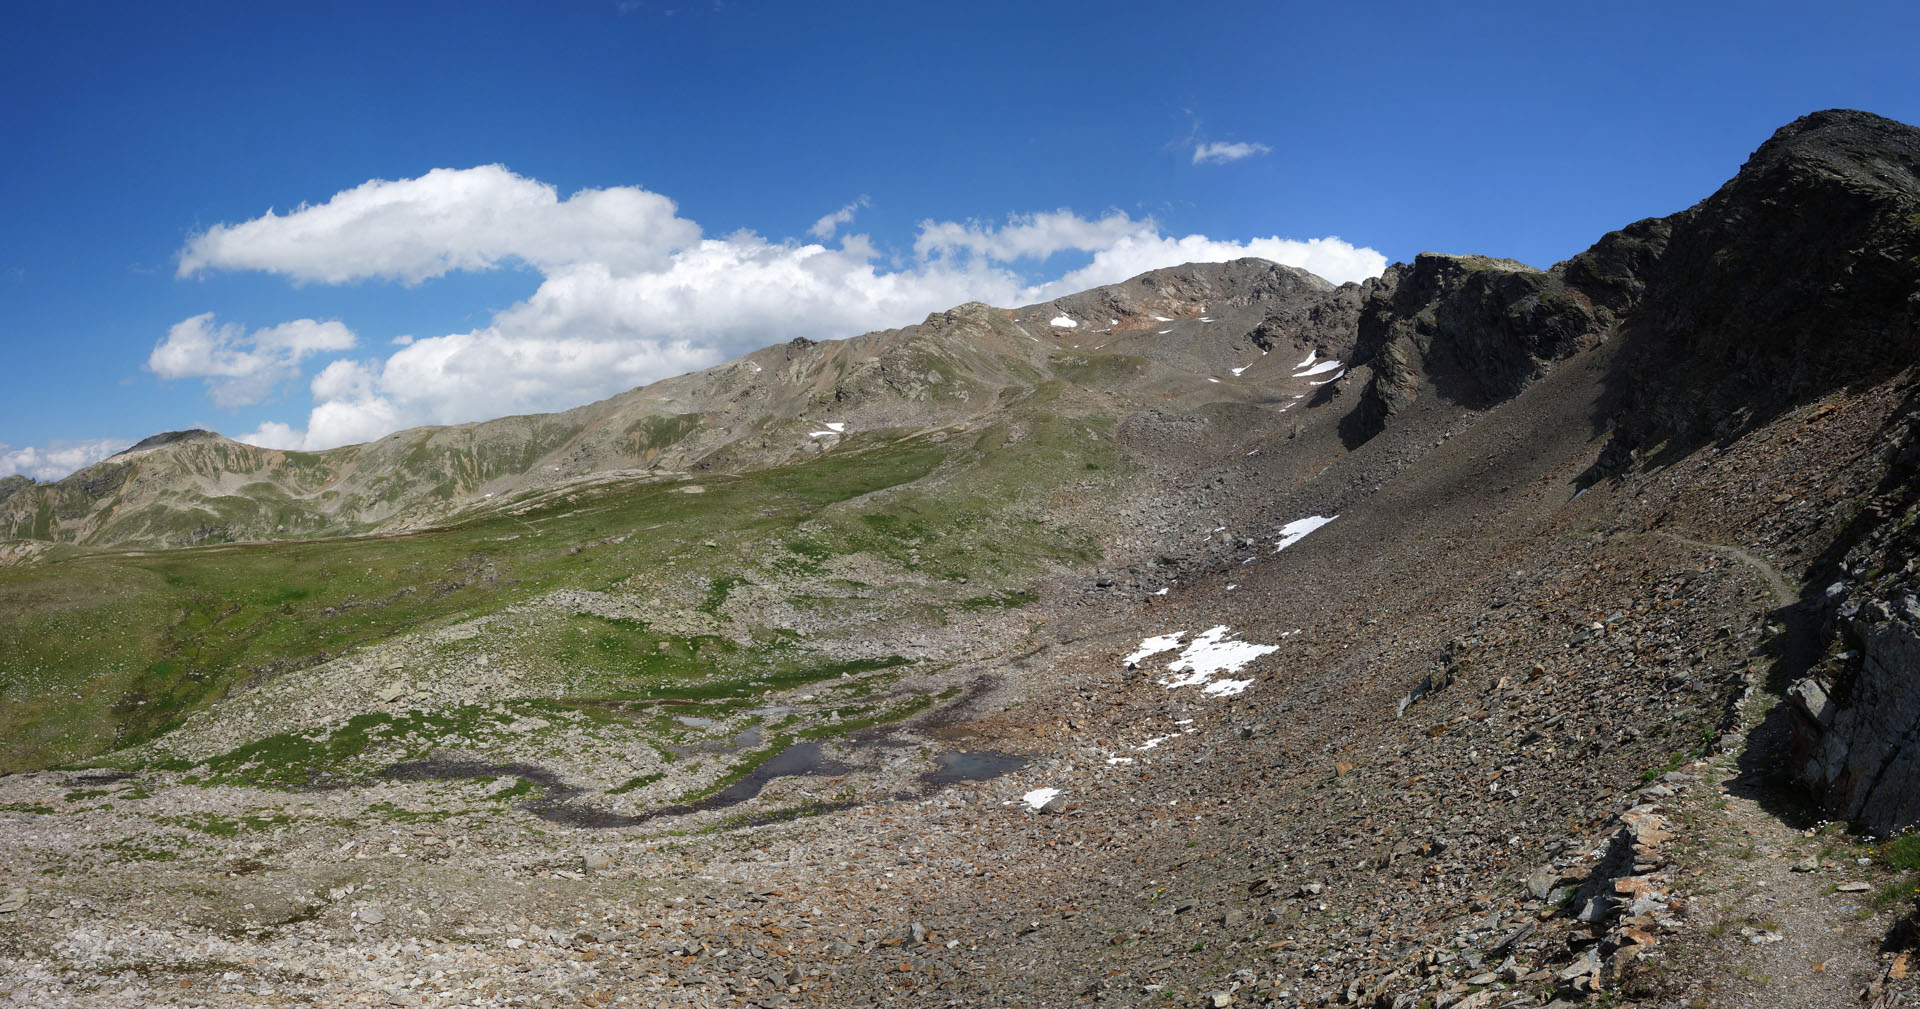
[0,401,1128,775]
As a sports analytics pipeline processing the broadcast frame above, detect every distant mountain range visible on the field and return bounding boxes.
[0,258,1362,548]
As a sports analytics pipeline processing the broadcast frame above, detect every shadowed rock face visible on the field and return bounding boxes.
[1346,254,1605,443]
[1580,109,1920,473]
[1791,597,1920,832]
[1785,398,1920,834]
[1645,108,1920,382]
[1347,109,1920,460]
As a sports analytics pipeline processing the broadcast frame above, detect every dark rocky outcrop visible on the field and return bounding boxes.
[1248,275,1375,361]
[1583,109,1920,475]
[1787,398,1920,833]
[1346,110,1919,466]
[1344,255,1605,443]
[1791,595,1920,832]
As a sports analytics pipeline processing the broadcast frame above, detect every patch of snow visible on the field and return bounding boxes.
[1154,587,1169,595]
[1109,318,1118,326]
[1295,349,1317,369]
[1021,787,1061,810]
[1122,632,1185,668]
[1226,584,1237,590]
[1198,317,1214,323]
[1137,734,1178,751]
[1231,366,1248,376]
[1310,369,1345,386]
[1274,514,1337,552]
[1049,314,1078,328]
[824,422,846,432]
[1204,678,1253,697]
[1106,756,1134,765]
[1159,625,1279,690]
[1157,329,1172,335]
[1208,378,1221,383]
[808,430,839,438]
[1294,358,1343,377]
[1153,315,1173,322]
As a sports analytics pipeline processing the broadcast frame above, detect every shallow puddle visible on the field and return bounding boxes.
[383,742,851,828]
[919,750,1028,787]
[698,742,849,809]
[383,757,648,827]
[379,691,998,829]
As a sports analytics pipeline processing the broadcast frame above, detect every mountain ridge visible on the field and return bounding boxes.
[0,259,1368,548]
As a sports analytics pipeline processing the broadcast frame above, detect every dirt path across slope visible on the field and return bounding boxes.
[1646,700,1915,1008]
[1635,532,1916,1008]
[1657,530,1796,608]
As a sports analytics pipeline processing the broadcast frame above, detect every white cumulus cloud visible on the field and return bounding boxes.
[148,313,356,407]
[177,165,700,284]
[1193,141,1273,165]
[0,438,132,481]
[169,167,1384,452]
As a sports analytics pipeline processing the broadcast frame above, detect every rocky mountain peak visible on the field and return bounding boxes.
[113,428,229,458]
[1741,107,1920,195]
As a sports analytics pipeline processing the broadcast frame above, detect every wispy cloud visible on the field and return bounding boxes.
[914,209,1143,261]
[174,166,1385,452]
[1193,140,1272,165]
[808,195,871,239]
[148,314,356,407]
[0,438,131,481]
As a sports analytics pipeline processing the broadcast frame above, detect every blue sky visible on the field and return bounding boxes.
[3,1,1916,478]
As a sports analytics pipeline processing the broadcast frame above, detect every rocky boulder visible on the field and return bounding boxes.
[1791,593,1920,832]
